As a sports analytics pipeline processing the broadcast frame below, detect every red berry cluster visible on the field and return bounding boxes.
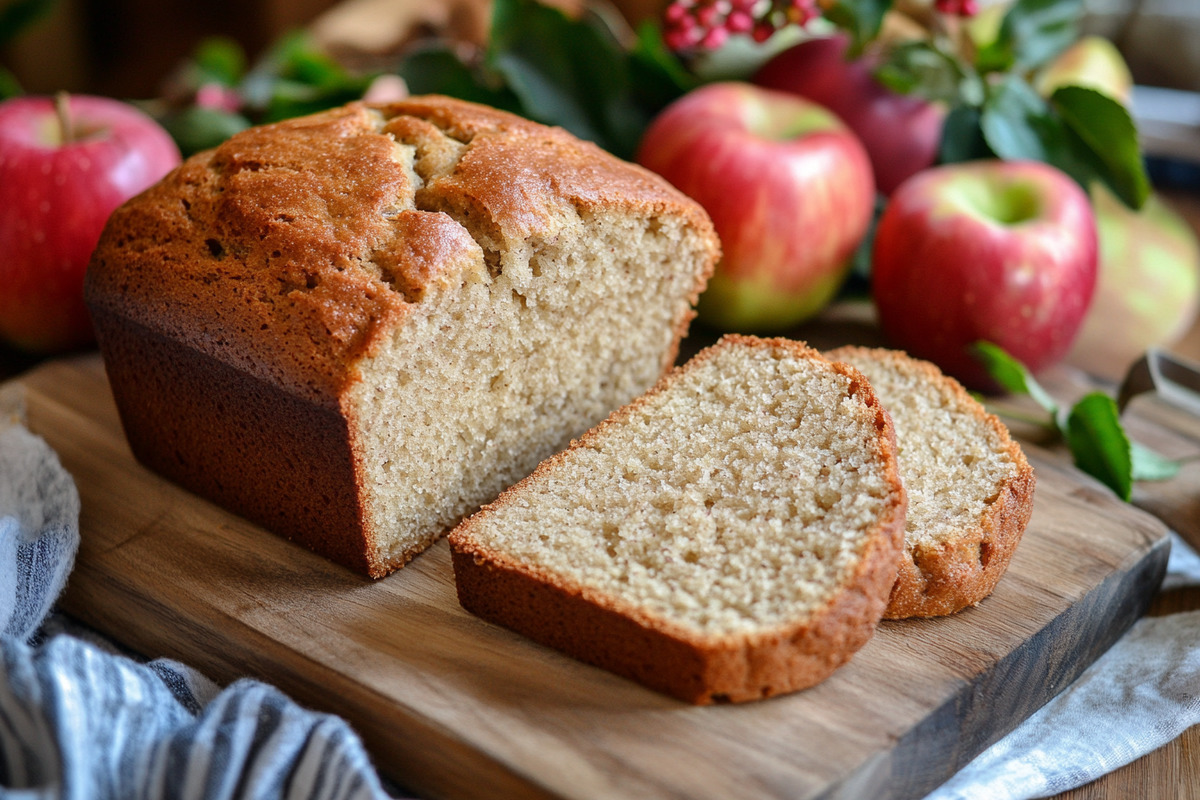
[934,0,979,16]
[662,0,820,52]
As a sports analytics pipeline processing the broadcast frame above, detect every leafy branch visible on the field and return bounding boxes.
[830,0,1149,208]
[393,0,695,161]
[973,342,1182,500]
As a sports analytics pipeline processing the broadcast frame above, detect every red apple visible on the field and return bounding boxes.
[1066,184,1200,381]
[753,34,946,196]
[0,94,181,353]
[872,160,1098,388]
[636,81,875,331]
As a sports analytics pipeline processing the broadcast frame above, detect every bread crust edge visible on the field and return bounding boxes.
[450,335,908,704]
[826,346,1036,619]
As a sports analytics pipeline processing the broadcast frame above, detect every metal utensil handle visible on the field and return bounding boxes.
[1117,348,1200,416]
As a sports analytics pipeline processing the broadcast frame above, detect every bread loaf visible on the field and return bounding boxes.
[449,335,907,704]
[84,96,719,578]
[826,346,1035,618]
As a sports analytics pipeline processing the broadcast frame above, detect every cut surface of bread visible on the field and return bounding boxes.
[450,335,907,704]
[84,96,719,577]
[826,346,1035,618]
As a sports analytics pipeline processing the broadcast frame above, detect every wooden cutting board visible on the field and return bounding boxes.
[16,353,1172,800]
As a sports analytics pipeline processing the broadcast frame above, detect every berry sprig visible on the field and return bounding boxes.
[662,0,820,52]
[662,0,980,53]
[934,0,980,16]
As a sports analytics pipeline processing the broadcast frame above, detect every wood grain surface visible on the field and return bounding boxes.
[14,354,1172,800]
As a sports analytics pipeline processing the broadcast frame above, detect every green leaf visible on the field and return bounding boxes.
[981,76,1068,162]
[158,106,251,157]
[486,0,647,158]
[262,81,371,123]
[0,65,21,99]
[1064,392,1132,500]
[977,0,1082,73]
[980,75,1109,186]
[192,37,246,86]
[239,30,372,117]
[971,341,1060,417]
[1050,85,1149,209]
[0,0,55,46]
[395,46,522,112]
[980,76,1150,210]
[1130,442,1183,482]
[823,0,892,55]
[874,41,967,104]
[628,21,696,113]
[939,104,990,163]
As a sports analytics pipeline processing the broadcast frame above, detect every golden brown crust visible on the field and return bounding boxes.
[86,97,717,403]
[85,96,719,577]
[825,346,1036,619]
[450,335,907,704]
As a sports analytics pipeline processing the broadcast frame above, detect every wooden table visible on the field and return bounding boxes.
[1056,186,1200,799]
[3,190,1199,799]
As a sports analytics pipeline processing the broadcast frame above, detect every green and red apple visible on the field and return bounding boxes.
[0,94,181,353]
[1036,35,1133,105]
[1066,185,1200,381]
[637,81,875,331]
[872,160,1098,388]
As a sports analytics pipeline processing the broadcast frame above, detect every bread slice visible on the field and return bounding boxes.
[84,97,719,578]
[449,335,907,704]
[825,346,1035,618]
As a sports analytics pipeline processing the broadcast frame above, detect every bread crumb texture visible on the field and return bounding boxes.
[827,347,1035,618]
[85,97,718,576]
[454,337,905,642]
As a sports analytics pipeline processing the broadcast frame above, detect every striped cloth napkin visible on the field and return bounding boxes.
[0,388,395,799]
[3,382,1200,800]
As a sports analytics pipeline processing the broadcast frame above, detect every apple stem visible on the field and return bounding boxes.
[55,91,75,145]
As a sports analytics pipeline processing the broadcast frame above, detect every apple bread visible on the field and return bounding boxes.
[826,346,1036,618]
[84,96,719,578]
[449,335,907,704]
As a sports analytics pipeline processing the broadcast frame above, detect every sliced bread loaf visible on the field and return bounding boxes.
[449,335,907,704]
[84,97,718,578]
[826,346,1035,618]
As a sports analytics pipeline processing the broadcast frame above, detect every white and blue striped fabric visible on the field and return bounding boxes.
[0,391,395,799]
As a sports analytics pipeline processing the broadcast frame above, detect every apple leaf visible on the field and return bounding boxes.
[975,0,1082,74]
[239,31,374,123]
[158,106,252,157]
[980,76,1141,197]
[1131,442,1183,482]
[980,76,1077,166]
[629,21,700,111]
[822,0,892,56]
[396,46,523,112]
[974,341,1184,500]
[972,342,1060,418]
[486,0,655,159]
[1065,392,1133,501]
[875,41,979,106]
[939,106,990,164]
[190,37,247,87]
[0,66,20,100]
[1050,85,1149,209]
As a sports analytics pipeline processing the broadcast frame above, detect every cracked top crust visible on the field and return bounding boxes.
[84,96,715,405]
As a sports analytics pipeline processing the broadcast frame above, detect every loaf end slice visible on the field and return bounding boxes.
[450,335,907,704]
[826,346,1035,618]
